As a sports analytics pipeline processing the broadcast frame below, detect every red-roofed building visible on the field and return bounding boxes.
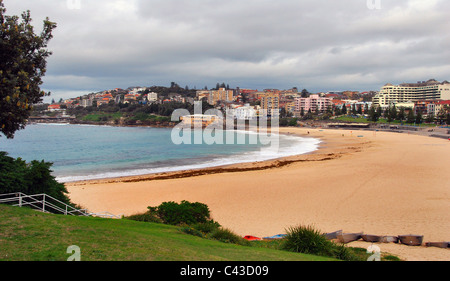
[435,100,450,116]
[326,93,341,99]
[47,104,61,111]
[332,99,345,109]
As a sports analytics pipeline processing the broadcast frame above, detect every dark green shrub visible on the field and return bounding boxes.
[147,200,212,226]
[282,224,364,261]
[282,224,334,256]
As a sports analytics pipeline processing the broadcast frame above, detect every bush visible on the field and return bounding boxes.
[281,224,363,261]
[282,224,333,256]
[147,200,212,226]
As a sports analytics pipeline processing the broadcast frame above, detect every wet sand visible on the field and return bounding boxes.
[66,127,450,261]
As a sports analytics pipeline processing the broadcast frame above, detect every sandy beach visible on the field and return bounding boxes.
[66,127,450,261]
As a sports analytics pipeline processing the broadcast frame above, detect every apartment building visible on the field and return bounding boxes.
[226,104,257,120]
[373,79,450,108]
[260,92,280,118]
[147,92,158,102]
[294,94,332,114]
[208,88,234,105]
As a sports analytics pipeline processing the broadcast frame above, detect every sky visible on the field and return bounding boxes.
[3,0,450,102]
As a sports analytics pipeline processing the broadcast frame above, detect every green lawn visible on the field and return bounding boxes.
[80,112,123,122]
[0,205,335,261]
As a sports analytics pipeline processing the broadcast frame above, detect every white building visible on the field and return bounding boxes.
[373,79,450,108]
[226,104,257,120]
[81,98,93,108]
[129,87,147,95]
[147,92,158,102]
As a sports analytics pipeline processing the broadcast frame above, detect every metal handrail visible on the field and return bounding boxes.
[0,192,121,219]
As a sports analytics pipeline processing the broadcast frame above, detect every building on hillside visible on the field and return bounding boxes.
[129,87,146,95]
[414,100,450,116]
[147,92,158,102]
[284,101,296,114]
[332,99,346,110]
[372,79,450,108]
[239,88,258,95]
[294,94,332,114]
[81,97,93,108]
[124,94,139,103]
[47,104,62,111]
[226,104,257,120]
[435,100,450,116]
[260,92,280,118]
[96,97,111,106]
[208,88,234,105]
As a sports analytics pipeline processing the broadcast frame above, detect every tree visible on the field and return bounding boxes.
[0,151,72,207]
[426,112,434,123]
[341,104,347,115]
[415,111,423,125]
[386,107,393,123]
[390,105,397,120]
[0,1,56,139]
[376,106,382,119]
[357,104,362,115]
[301,89,309,98]
[406,110,415,124]
[397,107,405,121]
[368,105,379,122]
[336,106,342,116]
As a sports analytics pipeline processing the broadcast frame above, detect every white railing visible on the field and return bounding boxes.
[0,192,121,219]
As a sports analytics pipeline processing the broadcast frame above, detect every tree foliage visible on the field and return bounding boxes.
[147,200,213,226]
[0,1,56,138]
[0,151,71,206]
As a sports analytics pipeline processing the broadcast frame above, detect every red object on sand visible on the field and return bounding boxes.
[243,235,261,241]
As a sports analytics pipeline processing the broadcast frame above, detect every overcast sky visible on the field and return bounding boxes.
[4,0,450,102]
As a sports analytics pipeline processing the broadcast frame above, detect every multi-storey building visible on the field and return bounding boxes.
[260,92,280,118]
[226,104,257,120]
[373,79,450,108]
[294,94,332,114]
[147,92,158,103]
[208,88,234,105]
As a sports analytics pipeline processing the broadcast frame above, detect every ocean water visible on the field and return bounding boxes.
[0,124,321,182]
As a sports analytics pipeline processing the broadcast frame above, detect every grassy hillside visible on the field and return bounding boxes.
[0,205,335,261]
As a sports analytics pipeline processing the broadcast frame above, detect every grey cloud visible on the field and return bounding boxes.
[3,0,450,100]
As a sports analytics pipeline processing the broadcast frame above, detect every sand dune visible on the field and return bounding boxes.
[67,127,450,261]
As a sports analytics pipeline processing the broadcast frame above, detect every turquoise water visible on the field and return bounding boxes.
[0,124,320,182]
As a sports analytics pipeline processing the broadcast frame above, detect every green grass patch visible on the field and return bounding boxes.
[0,205,334,261]
[130,113,171,122]
[81,112,122,122]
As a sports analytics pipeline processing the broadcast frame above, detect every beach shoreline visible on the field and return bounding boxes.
[65,128,331,186]
[66,127,450,261]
